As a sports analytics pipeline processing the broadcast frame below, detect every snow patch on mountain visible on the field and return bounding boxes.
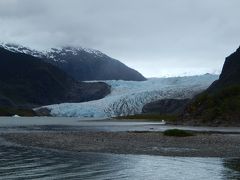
[0,42,44,58]
[43,74,219,118]
[0,42,106,62]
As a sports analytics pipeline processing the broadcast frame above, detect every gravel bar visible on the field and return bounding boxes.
[1,131,240,157]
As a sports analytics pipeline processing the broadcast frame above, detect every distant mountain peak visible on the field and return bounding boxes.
[0,47,111,108]
[0,42,44,58]
[46,46,107,62]
[0,42,106,60]
[0,42,146,81]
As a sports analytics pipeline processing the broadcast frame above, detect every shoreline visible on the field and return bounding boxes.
[2,131,240,157]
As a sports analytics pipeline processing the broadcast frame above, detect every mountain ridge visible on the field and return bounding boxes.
[0,47,110,109]
[0,43,146,81]
[182,46,240,125]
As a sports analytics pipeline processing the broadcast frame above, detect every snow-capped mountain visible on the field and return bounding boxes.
[41,74,219,118]
[0,43,45,58]
[0,47,110,108]
[0,42,146,81]
[0,42,105,60]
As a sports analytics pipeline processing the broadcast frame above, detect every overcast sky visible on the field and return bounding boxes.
[0,0,240,77]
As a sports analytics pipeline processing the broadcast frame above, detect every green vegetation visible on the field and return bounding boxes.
[116,114,178,122]
[163,129,194,137]
[0,107,36,117]
[186,85,240,122]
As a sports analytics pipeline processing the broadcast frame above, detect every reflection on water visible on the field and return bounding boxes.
[223,159,240,180]
[0,144,239,180]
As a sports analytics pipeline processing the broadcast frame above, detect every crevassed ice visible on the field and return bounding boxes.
[45,74,218,118]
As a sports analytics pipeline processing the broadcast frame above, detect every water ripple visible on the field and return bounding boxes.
[0,145,239,179]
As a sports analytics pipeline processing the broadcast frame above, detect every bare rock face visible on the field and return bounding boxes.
[142,99,190,115]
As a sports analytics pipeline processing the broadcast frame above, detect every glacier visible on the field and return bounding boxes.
[42,74,218,118]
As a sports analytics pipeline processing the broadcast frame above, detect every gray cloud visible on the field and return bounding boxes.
[0,0,240,77]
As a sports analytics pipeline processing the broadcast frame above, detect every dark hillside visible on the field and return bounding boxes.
[182,47,240,126]
[0,48,110,109]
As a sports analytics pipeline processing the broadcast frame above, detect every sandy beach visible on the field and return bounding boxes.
[2,131,240,157]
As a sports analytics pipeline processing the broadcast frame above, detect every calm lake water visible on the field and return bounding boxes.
[0,144,240,180]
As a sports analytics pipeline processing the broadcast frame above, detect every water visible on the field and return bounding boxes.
[1,117,240,133]
[0,144,239,180]
[0,117,240,179]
